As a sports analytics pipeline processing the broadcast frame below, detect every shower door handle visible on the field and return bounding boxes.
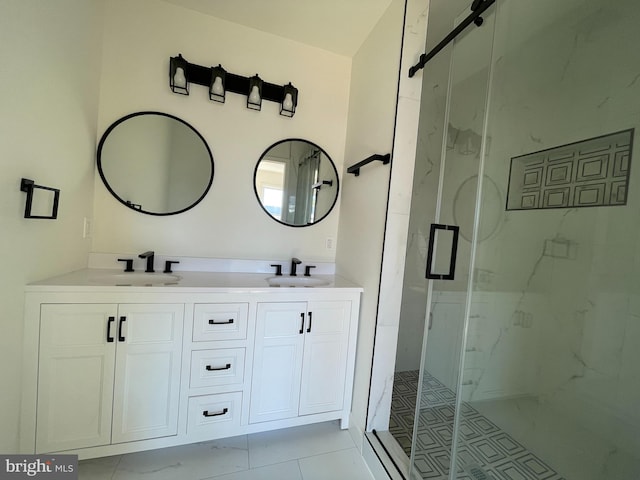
[425,223,460,280]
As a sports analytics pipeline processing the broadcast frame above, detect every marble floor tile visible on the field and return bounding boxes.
[78,423,371,480]
[202,460,302,480]
[111,435,249,480]
[77,454,122,479]
[247,421,355,468]
[298,448,374,480]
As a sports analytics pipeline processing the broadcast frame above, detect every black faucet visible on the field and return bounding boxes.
[164,260,180,273]
[290,257,302,276]
[270,264,283,276]
[138,251,155,273]
[117,258,135,272]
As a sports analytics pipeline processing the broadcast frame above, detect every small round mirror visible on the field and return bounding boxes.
[254,139,339,227]
[97,111,214,215]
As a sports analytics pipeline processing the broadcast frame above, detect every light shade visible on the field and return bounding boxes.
[169,54,189,95]
[247,75,263,111]
[280,83,298,117]
[209,64,226,103]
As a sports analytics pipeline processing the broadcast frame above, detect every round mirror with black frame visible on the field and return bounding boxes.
[97,111,214,216]
[254,139,339,227]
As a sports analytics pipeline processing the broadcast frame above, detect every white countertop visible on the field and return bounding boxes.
[26,268,363,293]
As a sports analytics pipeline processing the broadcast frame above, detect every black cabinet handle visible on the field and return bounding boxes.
[425,223,460,280]
[206,363,231,371]
[299,313,305,334]
[209,318,234,325]
[118,316,126,342]
[203,408,228,417]
[106,316,115,343]
[307,311,313,333]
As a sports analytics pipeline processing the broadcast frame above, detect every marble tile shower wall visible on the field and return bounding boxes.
[474,0,640,457]
[401,0,640,459]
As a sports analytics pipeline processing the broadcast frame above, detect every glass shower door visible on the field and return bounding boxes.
[409,3,497,479]
[452,0,640,479]
[405,0,640,478]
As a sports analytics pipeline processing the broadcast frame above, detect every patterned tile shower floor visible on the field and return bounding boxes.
[389,370,565,480]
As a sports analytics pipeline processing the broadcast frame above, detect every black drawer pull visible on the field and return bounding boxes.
[299,313,305,334]
[203,408,228,417]
[306,311,313,333]
[106,316,115,343]
[206,363,231,371]
[118,316,126,342]
[208,318,234,325]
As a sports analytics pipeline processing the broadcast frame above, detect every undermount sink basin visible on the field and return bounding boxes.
[88,272,181,286]
[266,276,330,287]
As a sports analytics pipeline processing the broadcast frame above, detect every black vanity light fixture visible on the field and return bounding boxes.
[169,54,189,95]
[209,64,226,103]
[280,83,298,117]
[169,54,299,117]
[247,74,263,111]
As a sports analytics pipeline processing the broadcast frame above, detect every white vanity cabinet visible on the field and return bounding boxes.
[20,273,361,460]
[185,302,250,439]
[250,301,352,424]
[35,303,184,453]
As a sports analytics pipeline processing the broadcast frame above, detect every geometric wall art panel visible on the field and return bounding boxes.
[506,128,634,210]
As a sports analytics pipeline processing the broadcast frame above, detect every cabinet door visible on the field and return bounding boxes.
[250,302,306,423]
[299,301,351,415]
[37,304,117,453]
[111,304,184,444]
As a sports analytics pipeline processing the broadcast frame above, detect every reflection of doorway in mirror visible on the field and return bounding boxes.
[262,187,283,218]
[255,160,286,220]
[294,149,320,224]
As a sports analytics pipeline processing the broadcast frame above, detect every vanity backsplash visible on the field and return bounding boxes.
[87,252,336,275]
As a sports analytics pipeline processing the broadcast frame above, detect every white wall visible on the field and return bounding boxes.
[92,0,352,262]
[0,0,104,453]
[336,0,406,440]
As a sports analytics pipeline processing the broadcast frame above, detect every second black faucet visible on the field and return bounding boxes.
[290,257,302,276]
[138,251,155,273]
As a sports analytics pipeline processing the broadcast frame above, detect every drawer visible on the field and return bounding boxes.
[193,303,248,341]
[190,348,245,388]
[187,392,242,436]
